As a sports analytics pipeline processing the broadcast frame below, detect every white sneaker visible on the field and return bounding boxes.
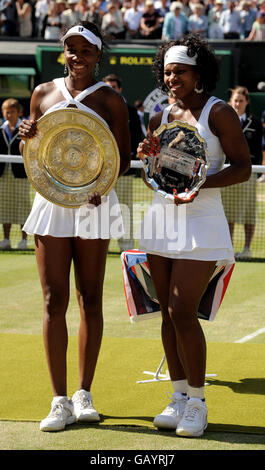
[0,239,11,250]
[72,389,100,422]
[176,398,208,437]
[258,174,265,183]
[17,239,28,250]
[235,248,251,260]
[40,396,76,432]
[153,392,187,430]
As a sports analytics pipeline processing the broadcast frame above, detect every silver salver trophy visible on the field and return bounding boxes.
[143,120,209,200]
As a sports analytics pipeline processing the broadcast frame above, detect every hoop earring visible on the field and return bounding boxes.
[64,64,68,75]
[194,81,203,94]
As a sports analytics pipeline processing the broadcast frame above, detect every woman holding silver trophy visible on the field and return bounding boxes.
[19,22,131,431]
[137,34,251,437]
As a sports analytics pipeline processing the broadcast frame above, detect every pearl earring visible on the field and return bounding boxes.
[64,64,68,75]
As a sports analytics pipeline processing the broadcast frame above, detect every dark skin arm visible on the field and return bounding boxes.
[203,101,251,188]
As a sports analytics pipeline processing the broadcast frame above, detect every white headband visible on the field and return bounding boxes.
[164,46,197,67]
[62,26,102,50]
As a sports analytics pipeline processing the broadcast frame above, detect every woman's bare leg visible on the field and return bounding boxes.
[168,259,216,388]
[73,237,110,391]
[35,235,72,396]
[147,254,186,382]
[148,254,215,388]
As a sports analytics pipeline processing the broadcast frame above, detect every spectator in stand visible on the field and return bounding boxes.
[35,0,51,37]
[204,0,216,16]
[162,1,188,40]
[137,0,148,12]
[0,0,18,36]
[222,86,263,259]
[188,3,208,38]
[154,0,169,29]
[245,10,265,38]
[155,0,169,18]
[258,0,265,12]
[208,0,224,39]
[239,0,257,37]
[0,98,30,250]
[208,0,225,39]
[219,0,242,38]
[140,0,162,39]
[16,0,32,37]
[61,0,82,32]
[56,0,66,15]
[181,0,192,17]
[92,0,108,14]
[124,0,143,39]
[101,1,125,39]
[84,0,103,28]
[42,0,63,39]
[75,0,90,17]
[121,0,132,17]
[189,0,204,12]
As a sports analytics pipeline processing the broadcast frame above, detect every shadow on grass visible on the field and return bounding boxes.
[207,377,265,395]
[69,417,265,445]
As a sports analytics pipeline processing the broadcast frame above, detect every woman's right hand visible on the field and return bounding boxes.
[137,133,160,160]
[18,119,38,140]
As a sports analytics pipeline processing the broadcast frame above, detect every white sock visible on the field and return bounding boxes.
[171,379,188,395]
[187,385,205,400]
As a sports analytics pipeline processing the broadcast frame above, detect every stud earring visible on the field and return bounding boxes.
[194,81,203,94]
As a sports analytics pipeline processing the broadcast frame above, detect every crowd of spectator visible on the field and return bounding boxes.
[0,0,265,41]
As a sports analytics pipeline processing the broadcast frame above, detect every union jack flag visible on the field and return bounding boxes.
[121,250,235,323]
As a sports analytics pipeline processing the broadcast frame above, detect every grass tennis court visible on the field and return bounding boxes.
[0,252,265,451]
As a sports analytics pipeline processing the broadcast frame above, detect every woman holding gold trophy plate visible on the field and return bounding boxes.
[137,35,251,437]
[19,22,131,432]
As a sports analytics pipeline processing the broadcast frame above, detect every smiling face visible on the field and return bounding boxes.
[64,35,101,79]
[164,63,200,100]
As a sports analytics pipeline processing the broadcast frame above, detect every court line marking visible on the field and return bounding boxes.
[234,327,265,343]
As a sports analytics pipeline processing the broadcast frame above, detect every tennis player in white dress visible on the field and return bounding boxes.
[19,22,131,432]
[137,36,251,437]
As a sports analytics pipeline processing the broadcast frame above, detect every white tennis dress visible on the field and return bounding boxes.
[23,78,124,239]
[138,96,235,266]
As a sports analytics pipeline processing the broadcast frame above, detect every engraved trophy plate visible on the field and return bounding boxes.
[143,120,209,200]
[23,108,120,208]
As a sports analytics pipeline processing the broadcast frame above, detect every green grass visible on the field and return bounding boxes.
[1,252,265,343]
[0,252,265,451]
[1,421,265,451]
